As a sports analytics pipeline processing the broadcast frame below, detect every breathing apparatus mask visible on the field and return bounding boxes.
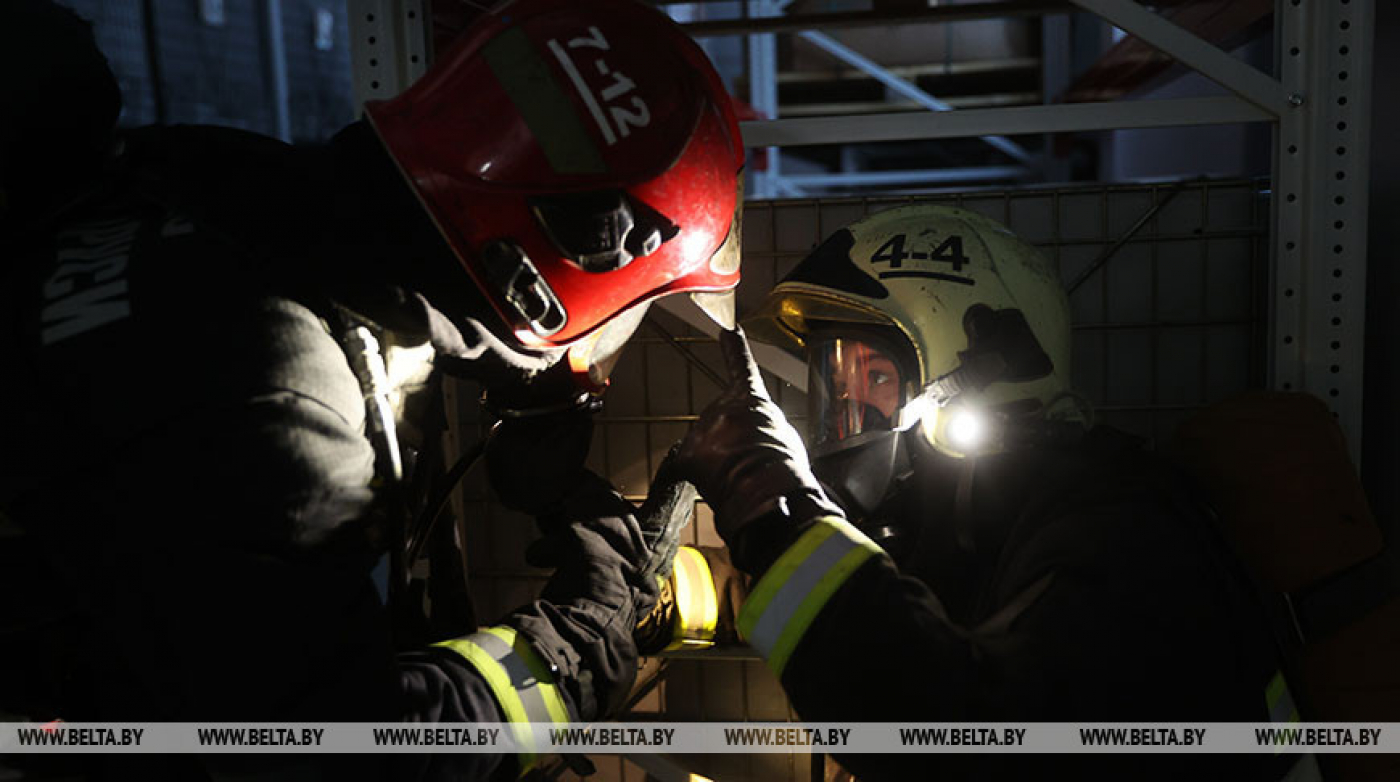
[805,305,1073,527]
[804,330,918,526]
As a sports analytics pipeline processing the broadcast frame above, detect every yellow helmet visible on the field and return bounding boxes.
[746,203,1075,458]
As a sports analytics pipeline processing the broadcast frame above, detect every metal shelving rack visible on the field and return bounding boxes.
[347,0,1374,461]
[344,4,1374,779]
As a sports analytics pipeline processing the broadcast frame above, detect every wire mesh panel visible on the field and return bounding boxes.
[454,178,1269,782]
[734,178,1270,445]
[577,180,1268,507]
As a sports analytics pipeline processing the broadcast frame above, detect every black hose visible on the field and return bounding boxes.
[404,423,497,566]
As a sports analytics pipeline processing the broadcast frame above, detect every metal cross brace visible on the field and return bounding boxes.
[1068,0,1290,116]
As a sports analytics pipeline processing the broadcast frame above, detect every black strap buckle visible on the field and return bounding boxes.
[480,240,567,338]
[1286,548,1400,643]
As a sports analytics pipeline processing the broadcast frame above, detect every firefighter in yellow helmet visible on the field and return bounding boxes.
[671,205,1301,780]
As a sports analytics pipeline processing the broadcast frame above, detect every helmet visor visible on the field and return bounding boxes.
[808,337,907,448]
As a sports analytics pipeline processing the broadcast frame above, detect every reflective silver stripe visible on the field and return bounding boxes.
[469,631,556,725]
[746,524,867,661]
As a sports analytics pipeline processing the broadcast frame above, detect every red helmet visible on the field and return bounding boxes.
[366,0,744,370]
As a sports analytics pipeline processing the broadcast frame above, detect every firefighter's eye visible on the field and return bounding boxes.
[869,370,891,386]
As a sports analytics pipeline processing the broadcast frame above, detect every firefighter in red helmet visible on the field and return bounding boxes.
[0,1,741,779]
[364,0,743,372]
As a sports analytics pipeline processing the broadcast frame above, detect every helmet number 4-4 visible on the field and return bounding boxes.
[870,233,974,285]
[548,26,651,146]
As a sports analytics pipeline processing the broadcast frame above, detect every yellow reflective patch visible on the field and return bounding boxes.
[434,634,537,770]
[736,520,841,642]
[481,626,571,725]
[736,518,881,678]
[765,542,876,678]
[668,546,719,649]
[1266,670,1288,709]
[436,626,571,774]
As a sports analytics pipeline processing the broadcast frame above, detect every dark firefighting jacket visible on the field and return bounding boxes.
[734,427,1297,781]
[0,123,647,781]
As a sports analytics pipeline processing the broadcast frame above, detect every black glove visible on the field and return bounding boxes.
[513,471,661,720]
[524,456,692,584]
[672,329,843,555]
[426,301,563,390]
[635,446,697,582]
[631,449,698,655]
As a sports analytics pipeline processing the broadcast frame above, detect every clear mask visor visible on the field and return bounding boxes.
[808,337,908,448]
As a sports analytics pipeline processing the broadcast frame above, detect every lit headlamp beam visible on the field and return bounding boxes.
[946,408,987,450]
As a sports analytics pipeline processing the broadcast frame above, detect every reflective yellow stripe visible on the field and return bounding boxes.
[434,634,536,770]
[737,517,881,678]
[1265,669,1301,756]
[480,627,571,725]
[435,626,570,773]
[1266,670,1300,723]
[667,546,719,650]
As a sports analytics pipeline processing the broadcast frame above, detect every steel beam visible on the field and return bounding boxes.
[780,166,1031,188]
[1069,0,1289,116]
[1040,12,1073,181]
[797,30,1034,163]
[747,0,783,198]
[741,96,1272,148]
[683,0,1072,37]
[263,0,292,141]
[777,56,1040,84]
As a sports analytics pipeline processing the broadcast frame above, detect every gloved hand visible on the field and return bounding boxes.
[513,471,662,719]
[481,351,592,417]
[634,445,697,582]
[673,329,843,552]
[631,447,698,654]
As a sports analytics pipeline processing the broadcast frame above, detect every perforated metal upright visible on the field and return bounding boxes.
[347,0,429,109]
[1271,0,1373,458]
